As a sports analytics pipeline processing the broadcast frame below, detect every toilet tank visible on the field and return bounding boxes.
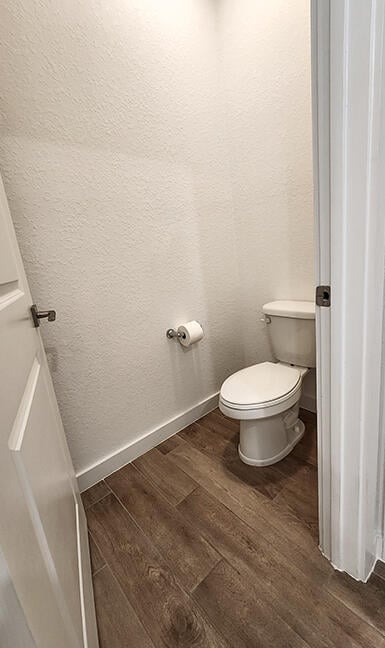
[262,300,316,368]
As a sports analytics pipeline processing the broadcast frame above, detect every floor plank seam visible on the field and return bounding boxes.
[188,558,225,595]
[111,482,223,595]
[170,448,324,581]
[130,460,192,506]
[327,588,385,639]
[89,488,232,648]
[92,564,107,578]
[130,460,198,508]
[173,469,284,552]
[169,446,276,537]
[103,485,155,543]
[83,482,112,510]
[173,485,313,601]
[103,563,156,646]
[182,568,236,648]
[174,484,200,507]
[189,552,223,595]
[185,560,242,647]
[190,556,314,648]
[88,529,108,573]
[104,482,207,597]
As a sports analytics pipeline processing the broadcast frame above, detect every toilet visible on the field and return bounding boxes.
[219,300,316,466]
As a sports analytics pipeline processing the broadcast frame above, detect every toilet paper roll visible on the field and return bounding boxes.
[177,321,204,347]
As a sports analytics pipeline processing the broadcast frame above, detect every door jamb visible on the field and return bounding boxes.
[312,0,385,581]
[311,0,331,563]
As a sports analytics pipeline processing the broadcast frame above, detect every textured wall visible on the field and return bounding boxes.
[220,0,314,361]
[219,0,315,398]
[0,0,314,474]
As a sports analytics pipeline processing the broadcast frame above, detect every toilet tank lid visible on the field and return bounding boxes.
[262,300,315,320]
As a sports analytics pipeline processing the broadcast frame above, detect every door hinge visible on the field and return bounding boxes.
[315,285,331,307]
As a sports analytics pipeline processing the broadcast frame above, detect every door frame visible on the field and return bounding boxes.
[312,0,385,581]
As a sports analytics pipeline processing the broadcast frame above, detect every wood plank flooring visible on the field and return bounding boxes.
[83,408,385,648]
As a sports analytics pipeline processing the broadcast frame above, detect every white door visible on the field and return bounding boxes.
[0,175,99,647]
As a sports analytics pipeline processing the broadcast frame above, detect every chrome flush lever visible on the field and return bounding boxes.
[31,304,56,327]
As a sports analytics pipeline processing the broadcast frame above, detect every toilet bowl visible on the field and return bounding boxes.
[219,361,308,466]
[219,300,316,466]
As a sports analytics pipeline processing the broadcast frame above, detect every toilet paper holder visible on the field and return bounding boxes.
[166,328,186,340]
[166,321,204,347]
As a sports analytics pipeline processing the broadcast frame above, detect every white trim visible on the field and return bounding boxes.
[313,0,385,580]
[314,0,385,581]
[75,499,99,648]
[75,502,88,648]
[0,287,24,311]
[10,447,81,647]
[357,0,385,580]
[311,0,332,561]
[76,392,219,492]
[8,358,41,452]
[377,0,385,565]
[331,0,385,582]
[380,284,385,562]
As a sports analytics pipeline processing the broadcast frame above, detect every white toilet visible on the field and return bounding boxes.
[219,300,316,466]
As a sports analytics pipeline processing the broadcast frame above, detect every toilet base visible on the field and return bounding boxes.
[238,412,305,467]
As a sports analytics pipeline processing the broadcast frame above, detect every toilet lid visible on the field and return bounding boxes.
[220,362,301,408]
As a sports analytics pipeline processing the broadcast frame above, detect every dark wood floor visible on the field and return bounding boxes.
[82,408,385,648]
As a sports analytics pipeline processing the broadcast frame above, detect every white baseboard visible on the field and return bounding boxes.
[377,532,385,563]
[77,392,219,492]
[300,393,317,414]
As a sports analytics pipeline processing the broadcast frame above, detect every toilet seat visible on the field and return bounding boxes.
[219,362,302,420]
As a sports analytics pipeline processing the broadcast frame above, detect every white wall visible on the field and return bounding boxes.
[220,0,314,359]
[0,0,314,476]
[220,0,315,403]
